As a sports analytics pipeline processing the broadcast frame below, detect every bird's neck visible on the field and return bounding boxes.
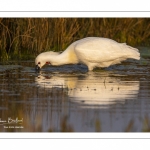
[50,49,79,66]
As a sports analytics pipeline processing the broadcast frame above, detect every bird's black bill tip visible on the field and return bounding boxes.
[35,65,40,72]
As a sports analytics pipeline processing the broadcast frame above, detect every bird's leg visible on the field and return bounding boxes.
[88,65,94,71]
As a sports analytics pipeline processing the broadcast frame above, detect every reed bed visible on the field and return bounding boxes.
[0,18,150,61]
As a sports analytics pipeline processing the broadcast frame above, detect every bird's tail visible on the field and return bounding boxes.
[129,46,140,60]
[123,44,140,60]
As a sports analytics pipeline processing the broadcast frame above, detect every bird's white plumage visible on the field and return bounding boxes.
[35,37,140,71]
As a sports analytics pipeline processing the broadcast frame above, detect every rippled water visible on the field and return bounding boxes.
[0,48,150,132]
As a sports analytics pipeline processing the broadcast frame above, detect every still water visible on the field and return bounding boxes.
[0,48,150,132]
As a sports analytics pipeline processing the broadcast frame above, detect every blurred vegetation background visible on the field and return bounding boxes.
[0,18,150,61]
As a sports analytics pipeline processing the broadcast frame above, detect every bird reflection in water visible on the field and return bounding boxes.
[35,72,139,108]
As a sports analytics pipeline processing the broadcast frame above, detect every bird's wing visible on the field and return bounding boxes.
[74,38,129,63]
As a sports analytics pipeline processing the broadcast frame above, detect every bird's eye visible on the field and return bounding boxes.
[38,62,40,64]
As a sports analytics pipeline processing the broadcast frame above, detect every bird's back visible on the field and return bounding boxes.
[73,37,140,68]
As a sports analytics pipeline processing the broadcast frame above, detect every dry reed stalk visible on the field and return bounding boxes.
[0,18,150,61]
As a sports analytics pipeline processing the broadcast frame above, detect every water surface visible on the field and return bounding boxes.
[0,49,150,132]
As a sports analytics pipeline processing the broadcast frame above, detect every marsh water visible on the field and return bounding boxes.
[0,48,150,132]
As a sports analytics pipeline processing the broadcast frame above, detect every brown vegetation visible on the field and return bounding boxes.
[0,18,150,61]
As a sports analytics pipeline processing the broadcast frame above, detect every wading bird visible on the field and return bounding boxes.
[35,37,140,71]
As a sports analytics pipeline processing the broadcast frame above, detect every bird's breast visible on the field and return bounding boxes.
[68,50,79,64]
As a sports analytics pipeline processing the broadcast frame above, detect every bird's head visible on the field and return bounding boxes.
[35,53,51,71]
[35,51,60,71]
[35,57,45,71]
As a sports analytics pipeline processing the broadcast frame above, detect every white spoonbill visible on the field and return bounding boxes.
[35,37,140,71]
